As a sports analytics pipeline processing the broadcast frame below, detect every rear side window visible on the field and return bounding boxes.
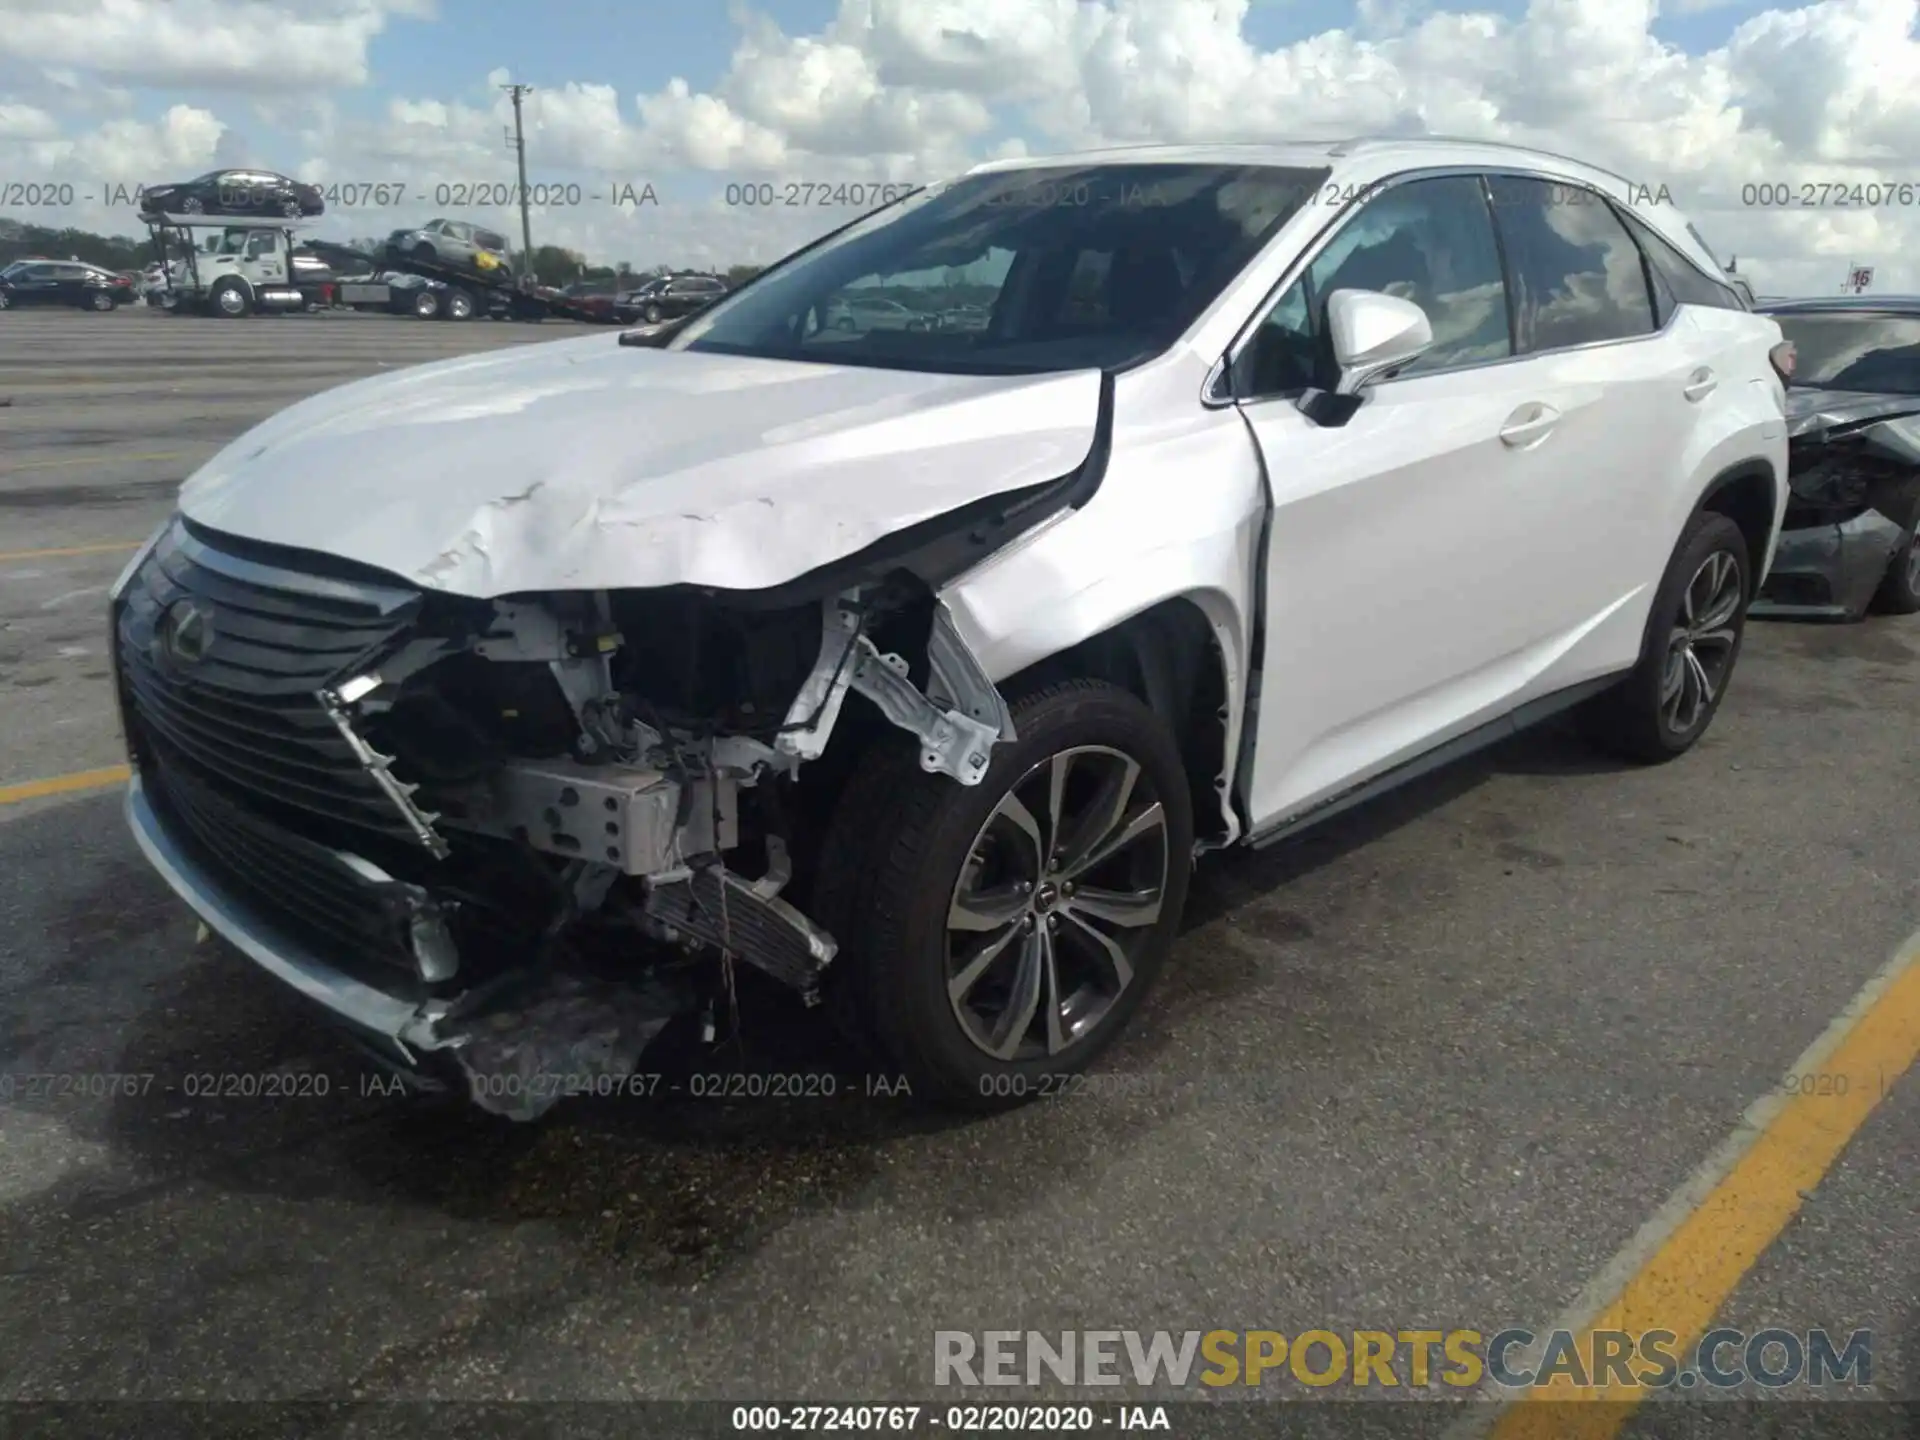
[1615,208,1743,321]
[1486,176,1656,352]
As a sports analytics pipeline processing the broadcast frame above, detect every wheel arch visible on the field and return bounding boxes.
[995,595,1239,846]
[1690,458,1780,588]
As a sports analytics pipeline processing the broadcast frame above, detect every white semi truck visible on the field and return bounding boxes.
[143,214,323,317]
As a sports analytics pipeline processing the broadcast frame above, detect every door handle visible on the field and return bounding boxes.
[1499,402,1560,448]
[1682,367,1717,402]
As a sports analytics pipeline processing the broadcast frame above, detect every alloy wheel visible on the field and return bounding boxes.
[1661,548,1742,735]
[945,745,1169,1061]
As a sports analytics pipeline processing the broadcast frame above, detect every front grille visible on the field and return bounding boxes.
[144,757,423,983]
[116,520,433,846]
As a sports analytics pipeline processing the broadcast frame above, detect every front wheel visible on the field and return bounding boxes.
[814,679,1193,1108]
[209,279,251,318]
[1870,522,1920,615]
[411,288,440,319]
[1582,510,1751,762]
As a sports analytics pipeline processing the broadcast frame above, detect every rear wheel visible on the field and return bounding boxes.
[88,289,114,311]
[0,291,12,310]
[814,679,1192,1109]
[1582,510,1750,762]
[411,242,436,264]
[1870,522,1920,615]
[444,289,476,320]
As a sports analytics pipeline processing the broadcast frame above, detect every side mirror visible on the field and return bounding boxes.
[1326,289,1434,395]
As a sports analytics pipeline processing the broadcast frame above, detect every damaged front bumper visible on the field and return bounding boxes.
[1752,510,1909,619]
[114,517,1021,1119]
[125,771,466,1061]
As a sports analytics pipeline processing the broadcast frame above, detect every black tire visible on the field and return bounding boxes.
[444,289,475,320]
[643,302,662,324]
[813,679,1193,1109]
[1581,510,1751,763]
[280,196,302,217]
[412,288,440,319]
[411,242,436,264]
[1870,523,1920,615]
[209,279,251,318]
[180,195,204,214]
[0,291,12,310]
[88,289,114,311]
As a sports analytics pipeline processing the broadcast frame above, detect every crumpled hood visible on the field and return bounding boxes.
[178,332,1104,597]
[1785,386,1920,445]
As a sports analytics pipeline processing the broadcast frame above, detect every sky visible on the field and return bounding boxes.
[1,0,1917,294]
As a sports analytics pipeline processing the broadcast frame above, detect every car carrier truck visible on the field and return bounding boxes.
[143,214,328,317]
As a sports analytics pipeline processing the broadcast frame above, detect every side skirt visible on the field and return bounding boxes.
[1244,673,1625,852]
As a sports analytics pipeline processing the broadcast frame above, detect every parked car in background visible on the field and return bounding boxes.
[0,259,136,310]
[821,293,932,332]
[1752,297,1920,618]
[385,219,512,276]
[628,272,727,324]
[610,277,666,322]
[113,139,1786,1121]
[139,169,325,219]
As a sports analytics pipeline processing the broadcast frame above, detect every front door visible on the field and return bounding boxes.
[1234,173,1587,827]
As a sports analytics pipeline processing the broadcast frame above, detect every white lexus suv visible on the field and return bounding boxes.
[111,139,1790,1119]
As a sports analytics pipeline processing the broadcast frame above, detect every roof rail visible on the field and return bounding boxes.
[1328,134,1635,185]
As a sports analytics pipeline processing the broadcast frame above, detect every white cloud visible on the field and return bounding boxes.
[0,0,418,92]
[4,0,1920,294]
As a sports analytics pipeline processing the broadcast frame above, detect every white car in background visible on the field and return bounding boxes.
[112,138,1787,1120]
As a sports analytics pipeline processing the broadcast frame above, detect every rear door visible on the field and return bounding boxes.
[1481,173,1701,679]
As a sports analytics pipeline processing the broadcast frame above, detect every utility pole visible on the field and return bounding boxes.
[501,82,536,284]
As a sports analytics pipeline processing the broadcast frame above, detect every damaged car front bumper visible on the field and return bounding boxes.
[111,516,1018,1118]
[1751,386,1920,619]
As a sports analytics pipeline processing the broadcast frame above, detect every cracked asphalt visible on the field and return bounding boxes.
[1,305,1915,1429]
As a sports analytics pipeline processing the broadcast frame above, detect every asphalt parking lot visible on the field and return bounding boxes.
[1,304,1915,1433]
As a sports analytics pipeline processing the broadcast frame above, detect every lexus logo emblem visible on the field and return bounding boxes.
[158,598,212,665]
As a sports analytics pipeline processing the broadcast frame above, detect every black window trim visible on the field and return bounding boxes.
[1610,201,1746,314]
[1216,163,1687,408]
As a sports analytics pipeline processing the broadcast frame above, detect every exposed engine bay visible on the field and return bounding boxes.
[114,520,1017,1120]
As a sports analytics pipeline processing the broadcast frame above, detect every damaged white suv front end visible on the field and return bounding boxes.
[109,150,1303,1119]
[114,141,1784,1120]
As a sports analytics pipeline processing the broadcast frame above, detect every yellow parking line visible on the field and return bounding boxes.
[0,451,186,474]
[0,541,142,562]
[1486,931,1920,1439]
[0,765,131,807]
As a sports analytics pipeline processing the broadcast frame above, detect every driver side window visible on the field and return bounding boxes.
[1239,174,1513,398]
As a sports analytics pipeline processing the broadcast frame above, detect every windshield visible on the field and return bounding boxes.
[1774,312,1920,394]
[673,162,1328,375]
